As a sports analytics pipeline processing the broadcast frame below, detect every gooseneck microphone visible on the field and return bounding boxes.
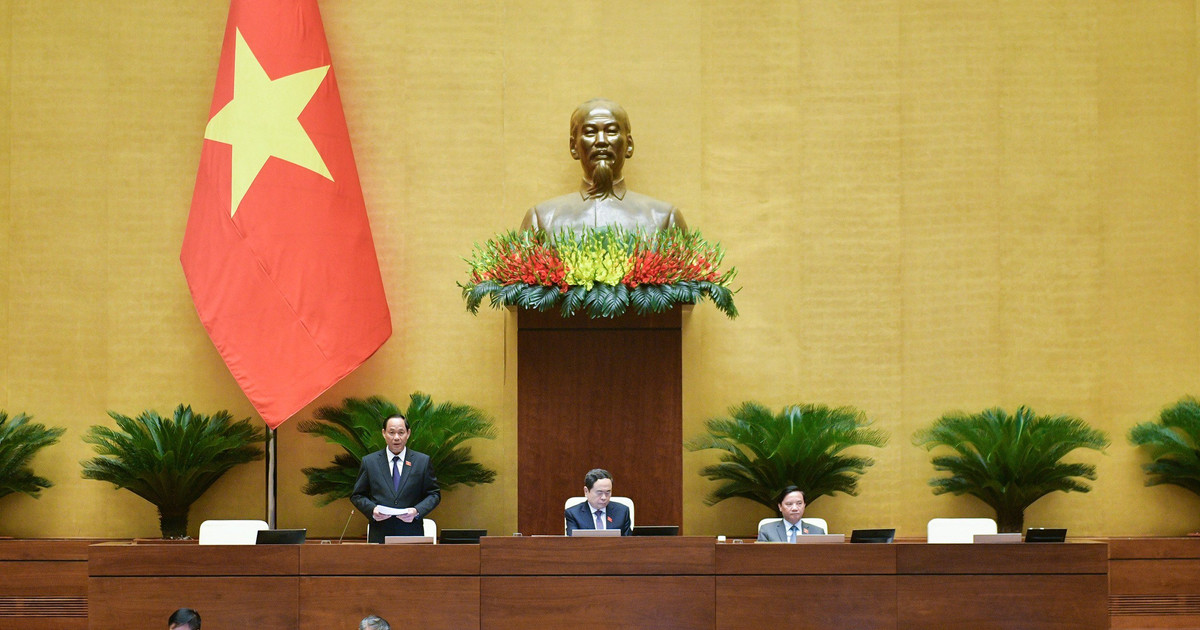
[337,509,355,544]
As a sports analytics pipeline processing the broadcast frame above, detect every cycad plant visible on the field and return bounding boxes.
[81,405,265,538]
[0,412,66,500]
[914,406,1109,532]
[685,401,888,511]
[299,392,498,505]
[1129,396,1200,501]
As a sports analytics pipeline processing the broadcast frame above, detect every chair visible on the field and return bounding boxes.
[198,519,269,545]
[564,496,635,534]
[927,517,997,543]
[366,518,438,543]
[756,517,830,537]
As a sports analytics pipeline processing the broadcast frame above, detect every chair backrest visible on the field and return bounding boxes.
[756,517,829,535]
[564,496,635,534]
[198,519,269,545]
[927,517,997,543]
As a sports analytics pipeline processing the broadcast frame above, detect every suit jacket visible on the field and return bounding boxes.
[757,518,826,542]
[564,500,632,536]
[351,448,440,543]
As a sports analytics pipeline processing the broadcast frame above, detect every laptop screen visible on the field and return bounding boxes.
[849,528,895,543]
[255,529,307,545]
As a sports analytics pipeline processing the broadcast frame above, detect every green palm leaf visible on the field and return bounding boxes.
[1130,396,1200,498]
[80,405,265,538]
[686,401,888,515]
[0,412,66,500]
[299,393,498,506]
[913,406,1108,532]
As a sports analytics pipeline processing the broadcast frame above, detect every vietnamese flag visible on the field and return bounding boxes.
[181,0,391,429]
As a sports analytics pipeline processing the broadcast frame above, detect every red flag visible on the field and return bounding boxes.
[181,0,391,429]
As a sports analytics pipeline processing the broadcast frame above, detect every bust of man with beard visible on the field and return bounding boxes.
[521,98,687,236]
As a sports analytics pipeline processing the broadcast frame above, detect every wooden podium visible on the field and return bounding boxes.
[516,307,684,535]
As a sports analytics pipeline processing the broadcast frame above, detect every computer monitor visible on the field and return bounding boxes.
[1025,528,1067,543]
[440,529,486,544]
[631,525,679,537]
[850,528,895,543]
[255,529,307,545]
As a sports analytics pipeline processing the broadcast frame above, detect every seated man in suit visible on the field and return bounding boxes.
[565,468,632,536]
[757,485,825,542]
[351,414,440,543]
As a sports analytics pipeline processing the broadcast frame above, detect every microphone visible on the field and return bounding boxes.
[337,509,356,544]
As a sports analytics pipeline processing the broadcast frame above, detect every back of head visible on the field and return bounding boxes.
[167,608,201,630]
[360,614,391,630]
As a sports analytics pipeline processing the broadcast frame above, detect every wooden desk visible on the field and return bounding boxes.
[299,543,480,630]
[895,542,1109,630]
[88,542,299,630]
[1108,537,1200,629]
[82,538,1114,629]
[715,542,897,630]
[0,539,94,630]
[479,536,714,629]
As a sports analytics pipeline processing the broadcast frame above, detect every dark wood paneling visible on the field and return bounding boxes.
[715,541,896,574]
[898,575,1109,630]
[0,539,93,630]
[1110,559,1200,594]
[717,576,897,630]
[89,542,299,576]
[481,576,713,630]
[88,576,298,630]
[517,309,684,536]
[480,536,712,575]
[1108,537,1200,560]
[300,542,479,575]
[299,576,479,630]
[896,542,1108,574]
[0,539,97,561]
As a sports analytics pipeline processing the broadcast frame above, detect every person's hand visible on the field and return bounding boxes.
[398,508,418,522]
[371,506,390,521]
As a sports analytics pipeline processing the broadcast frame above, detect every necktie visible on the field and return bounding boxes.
[391,455,401,493]
[789,524,798,543]
[594,510,604,530]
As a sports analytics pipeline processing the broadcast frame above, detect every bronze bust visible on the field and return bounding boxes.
[521,98,687,235]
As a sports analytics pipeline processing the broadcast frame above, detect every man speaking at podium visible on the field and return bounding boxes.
[351,414,440,543]
[565,469,632,536]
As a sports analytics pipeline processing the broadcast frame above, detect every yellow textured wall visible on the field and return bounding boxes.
[1,0,1197,540]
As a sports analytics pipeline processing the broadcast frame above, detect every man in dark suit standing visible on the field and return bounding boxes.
[565,469,632,536]
[351,414,440,543]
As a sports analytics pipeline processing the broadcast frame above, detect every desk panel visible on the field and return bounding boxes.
[300,542,479,575]
[299,576,479,630]
[88,576,298,630]
[898,574,1108,630]
[715,542,895,574]
[0,539,93,630]
[480,536,713,575]
[717,575,896,630]
[482,576,713,630]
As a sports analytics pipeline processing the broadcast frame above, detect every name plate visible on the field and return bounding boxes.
[973,533,1022,544]
[384,536,435,544]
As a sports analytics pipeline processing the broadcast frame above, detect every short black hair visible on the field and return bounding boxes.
[775,485,805,504]
[584,468,612,490]
[168,608,201,630]
[382,413,408,431]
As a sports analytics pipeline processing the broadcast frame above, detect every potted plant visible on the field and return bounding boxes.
[0,411,65,501]
[1129,396,1200,531]
[81,405,265,538]
[914,406,1109,532]
[299,392,497,505]
[685,401,888,513]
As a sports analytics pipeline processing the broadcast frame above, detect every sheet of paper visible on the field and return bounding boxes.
[376,506,407,516]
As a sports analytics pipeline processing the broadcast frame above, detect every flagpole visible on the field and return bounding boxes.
[266,427,278,528]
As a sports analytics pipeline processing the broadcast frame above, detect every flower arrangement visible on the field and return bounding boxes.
[460,227,738,318]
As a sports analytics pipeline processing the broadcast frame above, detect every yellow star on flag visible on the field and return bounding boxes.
[204,28,332,216]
